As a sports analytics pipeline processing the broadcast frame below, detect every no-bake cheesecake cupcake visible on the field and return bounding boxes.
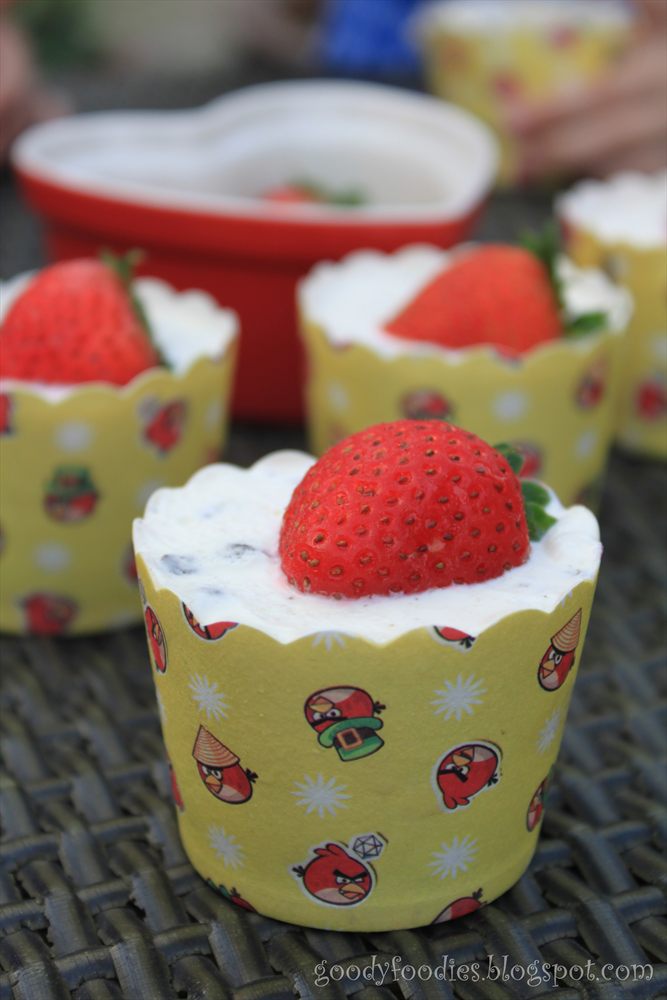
[0,257,238,635]
[557,172,667,459]
[299,241,631,508]
[133,420,601,931]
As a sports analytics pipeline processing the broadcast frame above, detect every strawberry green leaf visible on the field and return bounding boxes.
[521,481,551,506]
[521,479,556,541]
[494,442,524,476]
[521,226,608,339]
[291,178,365,207]
[564,311,607,338]
[100,249,152,336]
[524,500,557,541]
[520,222,564,308]
[495,442,556,539]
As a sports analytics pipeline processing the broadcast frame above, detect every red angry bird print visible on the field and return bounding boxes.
[206,881,256,913]
[168,760,185,812]
[43,467,99,523]
[576,360,607,409]
[402,389,453,422]
[548,25,578,48]
[294,843,373,907]
[192,725,256,805]
[0,392,13,434]
[124,545,138,584]
[433,626,476,651]
[144,605,167,672]
[433,889,484,924]
[21,593,77,636]
[182,603,237,641]
[435,742,501,810]
[512,441,543,479]
[527,778,548,832]
[636,376,667,421]
[304,686,384,761]
[491,72,522,100]
[538,609,582,691]
[144,399,187,454]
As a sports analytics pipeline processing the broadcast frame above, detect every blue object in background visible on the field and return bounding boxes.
[319,0,429,76]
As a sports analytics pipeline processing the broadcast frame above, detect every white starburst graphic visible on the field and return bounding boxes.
[537,708,561,754]
[292,774,350,818]
[189,673,228,720]
[429,835,477,880]
[432,673,486,721]
[208,825,244,869]
[311,631,347,651]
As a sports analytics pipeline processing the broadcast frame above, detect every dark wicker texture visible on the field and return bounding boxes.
[2,446,666,1000]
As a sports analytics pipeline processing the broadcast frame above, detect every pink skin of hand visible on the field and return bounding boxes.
[0,7,69,163]
[501,0,667,182]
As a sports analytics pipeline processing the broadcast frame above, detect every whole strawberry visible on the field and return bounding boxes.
[0,256,159,385]
[385,245,562,355]
[279,420,531,599]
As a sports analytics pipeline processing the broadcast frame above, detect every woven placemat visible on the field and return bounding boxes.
[1,446,666,1000]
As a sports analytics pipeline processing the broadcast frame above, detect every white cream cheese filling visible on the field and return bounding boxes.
[557,172,667,249]
[299,246,631,361]
[133,451,601,645]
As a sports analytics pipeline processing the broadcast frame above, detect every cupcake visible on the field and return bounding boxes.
[557,172,667,459]
[300,241,631,508]
[133,420,601,931]
[0,256,238,635]
[417,0,631,184]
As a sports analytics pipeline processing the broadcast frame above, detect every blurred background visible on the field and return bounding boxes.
[1,0,666,421]
[2,0,666,197]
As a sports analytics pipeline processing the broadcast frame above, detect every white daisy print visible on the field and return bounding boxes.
[537,708,561,754]
[189,673,228,720]
[208,825,244,870]
[429,835,477,880]
[311,632,346,651]
[292,774,350,818]
[432,673,486,721]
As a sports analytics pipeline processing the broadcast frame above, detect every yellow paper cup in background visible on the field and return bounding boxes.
[299,247,631,508]
[134,548,598,932]
[557,173,667,460]
[0,278,238,635]
[416,0,631,185]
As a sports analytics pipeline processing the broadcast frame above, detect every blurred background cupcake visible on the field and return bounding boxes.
[0,260,238,634]
[557,172,667,459]
[415,0,631,185]
[299,240,632,507]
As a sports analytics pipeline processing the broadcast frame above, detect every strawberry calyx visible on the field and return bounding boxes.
[99,249,151,334]
[100,248,167,366]
[494,442,557,541]
[520,224,607,339]
[264,178,365,207]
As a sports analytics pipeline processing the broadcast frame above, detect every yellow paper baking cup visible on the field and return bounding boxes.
[299,252,630,508]
[136,552,597,931]
[558,225,666,460]
[418,2,630,185]
[0,282,238,636]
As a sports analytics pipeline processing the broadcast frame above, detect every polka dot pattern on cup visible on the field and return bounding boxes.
[54,421,94,452]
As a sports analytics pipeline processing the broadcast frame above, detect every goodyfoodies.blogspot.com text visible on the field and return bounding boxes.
[312,954,654,990]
